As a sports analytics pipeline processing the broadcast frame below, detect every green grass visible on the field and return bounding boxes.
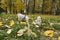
[0,14,60,40]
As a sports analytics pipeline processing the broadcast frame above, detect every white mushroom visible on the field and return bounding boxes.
[36,16,42,26]
[17,13,25,21]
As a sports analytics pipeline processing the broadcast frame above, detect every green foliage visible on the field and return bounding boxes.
[0,14,60,40]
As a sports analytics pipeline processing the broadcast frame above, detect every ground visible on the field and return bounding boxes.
[0,13,60,40]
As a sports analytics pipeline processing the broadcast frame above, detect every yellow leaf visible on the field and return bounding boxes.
[10,20,15,26]
[20,22,27,24]
[44,30,54,37]
[58,36,60,40]
[0,22,3,26]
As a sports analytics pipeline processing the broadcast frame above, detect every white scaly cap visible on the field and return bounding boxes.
[17,13,25,21]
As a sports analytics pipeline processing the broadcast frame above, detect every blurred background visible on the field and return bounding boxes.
[0,0,60,15]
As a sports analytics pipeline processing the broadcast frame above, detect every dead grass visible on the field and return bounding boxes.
[27,14,60,19]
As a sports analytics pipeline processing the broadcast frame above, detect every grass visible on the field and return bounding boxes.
[0,13,60,40]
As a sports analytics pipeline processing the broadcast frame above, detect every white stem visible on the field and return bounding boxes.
[26,16,30,36]
[27,21,30,36]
